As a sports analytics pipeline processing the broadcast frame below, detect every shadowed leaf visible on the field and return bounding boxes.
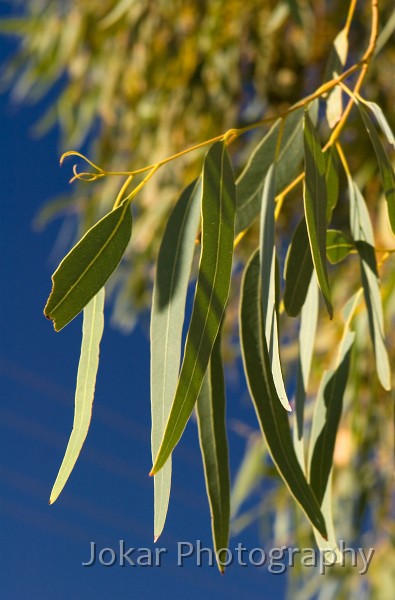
[151,178,202,541]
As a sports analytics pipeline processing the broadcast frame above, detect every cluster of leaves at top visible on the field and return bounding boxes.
[44,36,395,575]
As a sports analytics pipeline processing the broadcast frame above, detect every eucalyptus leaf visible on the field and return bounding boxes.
[150,178,202,541]
[196,328,230,574]
[44,199,132,331]
[303,112,333,318]
[325,145,340,223]
[150,141,236,475]
[324,28,348,129]
[358,102,395,233]
[240,249,327,538]
[230,436,266,519]
[259,164,290,411]
[362,100,395,149]
[236,107,305,234]
[49,288,105,504]
[308,331,355,505]
[349,179,391,390]
[293,276,319,467]
[326,229,354,264]
[283,217,314,317]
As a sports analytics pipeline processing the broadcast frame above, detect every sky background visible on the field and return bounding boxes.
[0,8,290,599]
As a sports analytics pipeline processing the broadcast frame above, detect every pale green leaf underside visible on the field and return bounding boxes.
[150,178,202,541]
[259,164,291,411]
[44,199,132,331]
[325,28,348,129]
[230,436,266,519]
[196,329,230,573]
[151,140,236,475]
[349,179,391,390]
[303,112,333,318]
[49,288,105,504]
[240,249,327,538]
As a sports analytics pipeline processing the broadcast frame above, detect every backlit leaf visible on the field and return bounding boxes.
[230,436,266,519]
[349,179,391,390]
[259,164,290,411]
[303,112,333,318]
[196,328,230,574]
[49,288,105,504]
[324,28,348,129]
[240,249,327,538]
[150,178,202,541]
[44,199,132,331]
[150,141,236,475]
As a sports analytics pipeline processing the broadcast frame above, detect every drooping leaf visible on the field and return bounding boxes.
[325,145,340,223]
[358,102,395,233]
[44,199,132,331]
[308,331,355,505]
[326,229,354,264]
[303,112,333,318]
[239,249,327,538]
[150,141,236,475]
[285,0,303,27]
[283,217,314,317]
[293,276,319,467]
[259,164,290,411]
[236,106,306,234]
[196,328,230,574]
[349,179,391,390]
[230,436,266,519]
[49,288,105,504]
[324,28,348,129]
[362,100,395,149]
[150,178,202,541]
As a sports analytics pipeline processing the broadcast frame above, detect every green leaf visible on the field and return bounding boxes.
[293,276,319,467]
[230,436,266,519]
[308,331,355,505]
[326,229,354,264]
[150,178,202,541]
[49,288,105,504]
[283,217,314,317]
[235,107,305,234]
[358,102,395,233]
[324,28,348,129]
[349,179,391,390]
[259,164,290,411]
[285,0,303,27]
[303,112,333,318]
[196,328,230,574]
[44,199,132,331]
[325,145,340,223]
[239,249,327,539]
[362,100,395,149]
[150,141,236,475]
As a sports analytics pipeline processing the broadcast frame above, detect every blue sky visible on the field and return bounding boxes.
[0,13,289,600]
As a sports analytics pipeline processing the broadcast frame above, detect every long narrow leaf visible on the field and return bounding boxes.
[150,141,236,475]
[260,165,290,411]
[49,288,105,504]
[235,107,305,234]
[150,179,202,541]
[324,28,348,129]
[358,103,395,233]
[240,249,327,538]
[196,328,230,574]
[284,217,314,317]
[230,436,266,519]
[44,199,132,331]
[303,112,333,318]
[349,179,391,390]
[293,276,319,467]
[308,331,355,505]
